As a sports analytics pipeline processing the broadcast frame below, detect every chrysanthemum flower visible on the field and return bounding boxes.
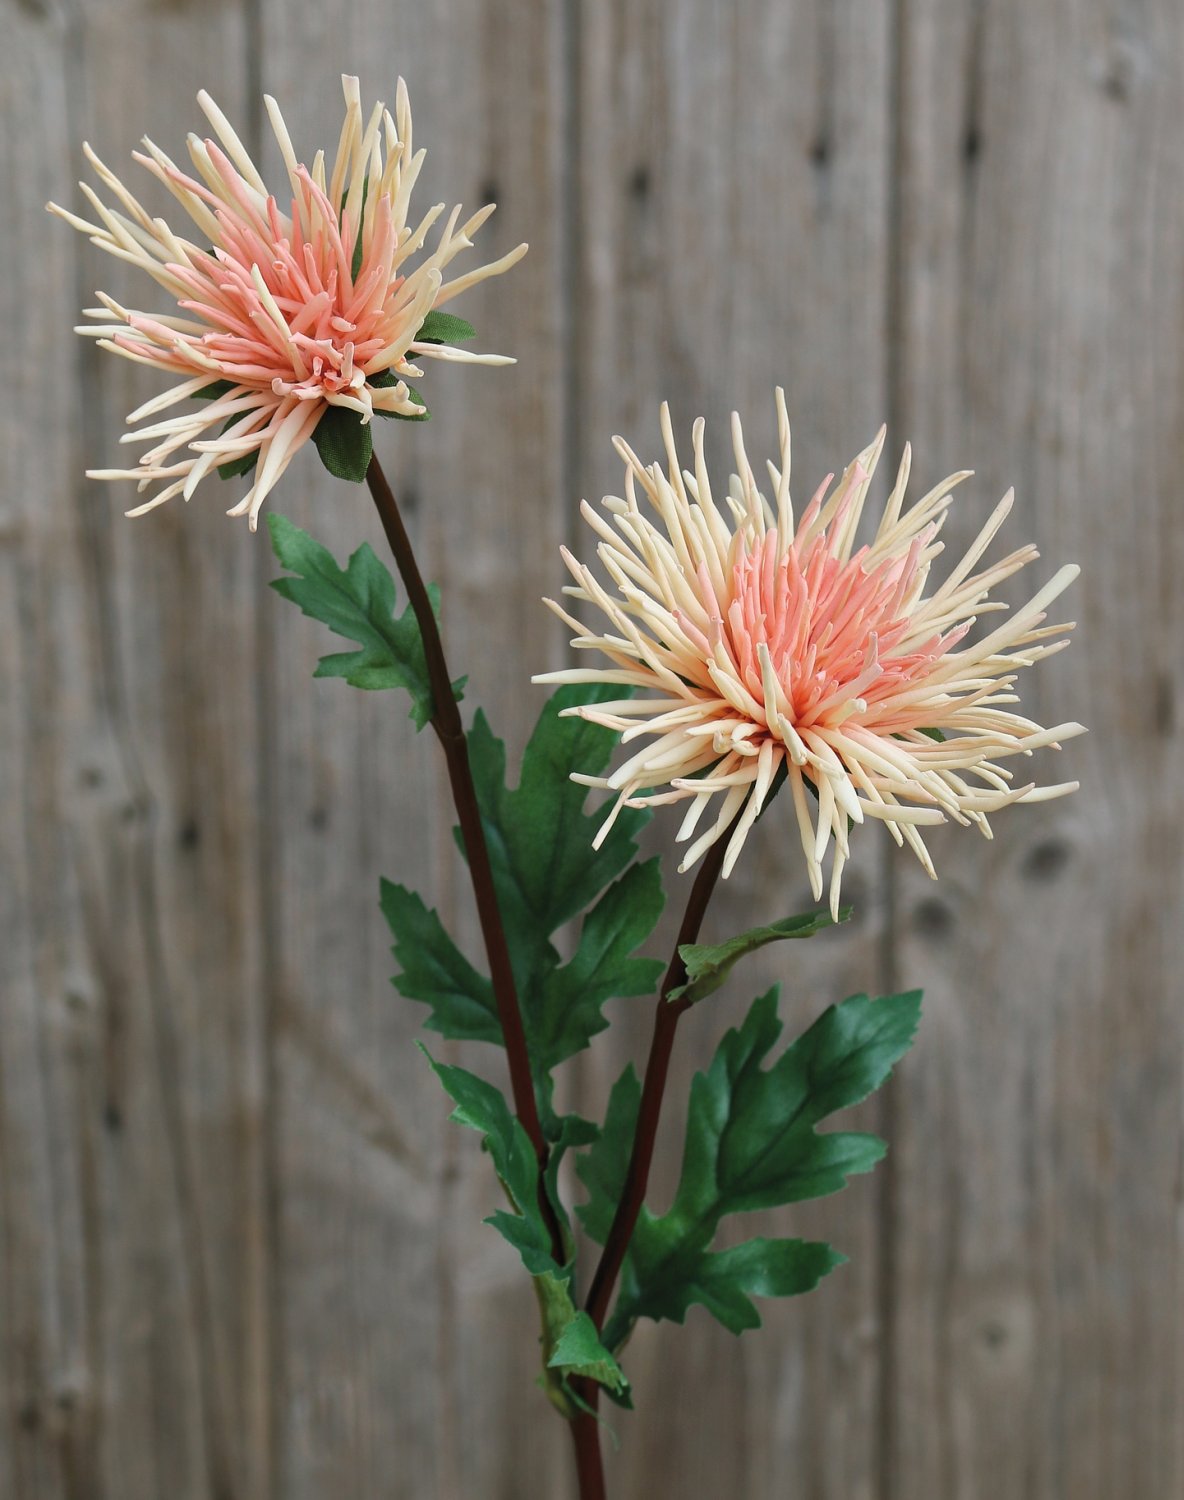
[536,392,1083,915]
[50,76,525,528]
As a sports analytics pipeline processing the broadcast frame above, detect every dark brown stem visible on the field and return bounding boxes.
[569,1399,607,1500]
[584,834,731,1332]
[364,454,563,1257]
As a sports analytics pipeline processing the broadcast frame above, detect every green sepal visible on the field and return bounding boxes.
[414,310,477,345]
[669,906,851,1004]
[311,404,373,483]
[347,174,370,283]
[190,382,259,478]
[267,513,464,730]
[603,986,921,1346]
[217,448,260,481]
[547,1311,629,1396]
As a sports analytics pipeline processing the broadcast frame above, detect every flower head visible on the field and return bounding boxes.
[50,76,526,528]
[536,392,1083,915]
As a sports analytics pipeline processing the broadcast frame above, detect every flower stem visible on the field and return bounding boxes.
[364,453,562,1254]
[569,1404,607,1500]
[584,833,732,1333]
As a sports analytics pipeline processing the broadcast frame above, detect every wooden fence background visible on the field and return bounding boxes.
[3,1,1182,1496]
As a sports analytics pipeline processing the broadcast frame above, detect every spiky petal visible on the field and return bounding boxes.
[536,391,1083,915]
[50,76,526,528]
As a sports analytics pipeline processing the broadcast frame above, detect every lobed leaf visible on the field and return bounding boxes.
[422,1056,626,1399]
[444,687,665,1121]
[268,513,463,729]
[600,987,921,1346]
[379,881,500,1044]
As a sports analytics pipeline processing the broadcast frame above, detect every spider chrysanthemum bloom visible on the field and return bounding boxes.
[49,75,525,528]
[536,392,1084,915]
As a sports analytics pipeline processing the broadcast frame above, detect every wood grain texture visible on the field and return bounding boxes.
[253,7,570,1497]
[570,5,897,1499]
[886,3,1184,1498]
[3,0,1182,1496]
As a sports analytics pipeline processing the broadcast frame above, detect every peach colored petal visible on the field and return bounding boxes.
[50,75,527,527]
[535,392,1083,911]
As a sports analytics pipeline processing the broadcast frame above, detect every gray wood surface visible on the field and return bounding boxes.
[3,1,1180,1496]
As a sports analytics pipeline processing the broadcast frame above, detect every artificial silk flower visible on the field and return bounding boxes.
[50,75,526,528]
[536,391,1083,915]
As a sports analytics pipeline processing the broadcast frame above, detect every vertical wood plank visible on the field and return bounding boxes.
[252,8,569,1496]
[572,4,896,1496]
[6,4,269,1498]
[887,2,1184,1496]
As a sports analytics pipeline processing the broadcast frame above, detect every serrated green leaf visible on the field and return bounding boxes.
[462,686,653,935]
[628,1236,845,1335]
[547,1311,629,1395]
[575,1063,641,1245]
[605,987,921,1345]
[420,1047,559,1279]
[535,859,666,1070]
[415,310,477,345]
[669,906,851,1004]
[544,1112,599,1243]
[455,688,665,1114]
[380,880,500,1043]
[267,513,463,730]
[311,404,373,482]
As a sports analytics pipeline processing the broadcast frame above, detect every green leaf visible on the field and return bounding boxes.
[669,906,851,1004]
[630,1236,845,1335]
[311,404,373,483]
[543,1112,600,1242]
[415,310,477,345]
[420,1047,558,1279]
[461,685,654,941]
[918,726,947,742]
[267,513,463,730]
[535,859,666,1070]
[547,1311,629,1395]
[380,880,500,1044]
[604,987,921,1345]
[456,688,665,1114]
[575,1063,641,1244]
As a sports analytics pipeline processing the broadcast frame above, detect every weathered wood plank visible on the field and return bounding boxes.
[887,3,1184,1496]
[571,4,896,1496]
[6,4,269,1498]
[252,10,570,1496]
